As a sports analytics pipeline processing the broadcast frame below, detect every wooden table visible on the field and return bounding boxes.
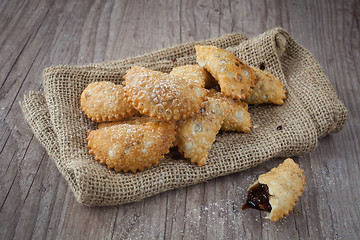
[1,0,359,239]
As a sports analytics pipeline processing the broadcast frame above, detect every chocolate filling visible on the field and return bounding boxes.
[242,183,272,212]
[259,62,266,70]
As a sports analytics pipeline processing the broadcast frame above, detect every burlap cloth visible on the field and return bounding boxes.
[20,28,347,206]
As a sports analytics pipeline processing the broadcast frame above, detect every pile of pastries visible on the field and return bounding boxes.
[81,45,287,173]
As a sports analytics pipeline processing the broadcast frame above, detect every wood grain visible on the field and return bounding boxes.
[0,0,359,239]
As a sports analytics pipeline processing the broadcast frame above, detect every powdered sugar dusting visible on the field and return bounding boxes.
[108,186,294,239]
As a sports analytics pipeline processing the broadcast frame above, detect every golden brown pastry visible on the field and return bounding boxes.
[195,45,256,100]
[87,120,176,173]
[175,97,231,166]
[98,116,153,129]
[123,66,207,121]
[207,89,251,133]
[242,158,306,222]
[170,64,218,88]
[245,67,287,105]
[80,81,138,122]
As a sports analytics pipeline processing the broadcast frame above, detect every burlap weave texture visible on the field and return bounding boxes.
[20,28,347,206]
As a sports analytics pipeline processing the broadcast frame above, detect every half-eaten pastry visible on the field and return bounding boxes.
[242,158,306,222]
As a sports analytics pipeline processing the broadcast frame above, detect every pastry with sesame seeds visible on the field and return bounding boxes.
[245,67,287,105]
[123,66,207,121]
[175,97,231,166]
[87,119,176,173]
[97,116,153,129]
[170,64,218,88]
[242,158,306,222]
[80,81,138,122]
[194,45,256,100]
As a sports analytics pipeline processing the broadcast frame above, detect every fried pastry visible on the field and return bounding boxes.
[245,67,287,105]
[170,64,218,88]
[81,81,138,122]
[242,158,306,222]
[207,90,251,133]
[195,45,256,100]
[87,120,176,173]
[98,116,153,129]
[175,97,231,166]
[123,66,207,121]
